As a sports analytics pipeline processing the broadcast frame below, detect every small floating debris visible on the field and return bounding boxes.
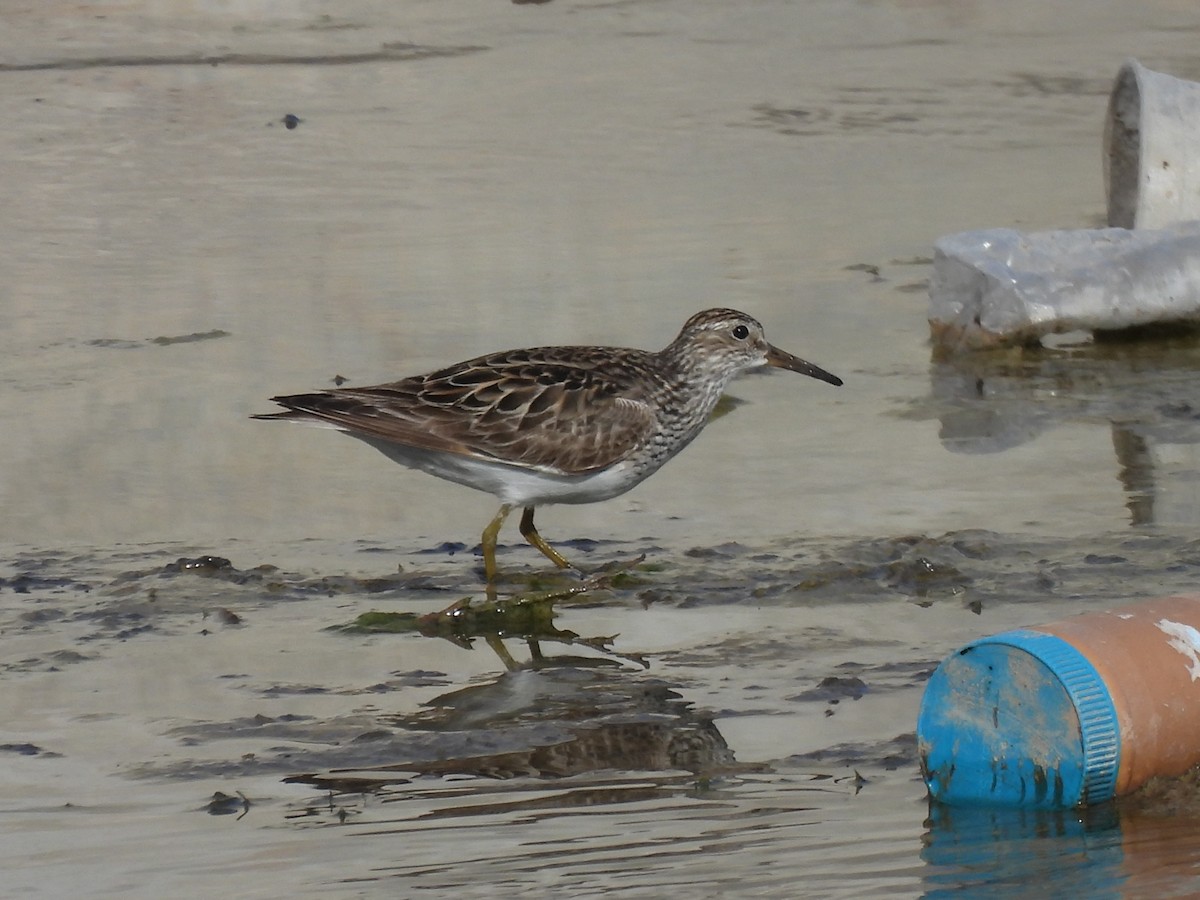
[149,330,231,346]
[204,790,250,819]
[334,570,646,669]
[89,330,231,349]
[163,556,234,576]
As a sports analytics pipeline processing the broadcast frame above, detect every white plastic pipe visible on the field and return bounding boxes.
[1106,59,1200,229]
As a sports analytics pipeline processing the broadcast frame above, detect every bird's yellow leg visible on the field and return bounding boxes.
[481,504,513,584]
[519,506,576,572]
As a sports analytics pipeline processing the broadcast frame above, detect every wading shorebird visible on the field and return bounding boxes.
[254,308,842,584]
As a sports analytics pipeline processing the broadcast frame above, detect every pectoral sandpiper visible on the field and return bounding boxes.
[253,308,841,583]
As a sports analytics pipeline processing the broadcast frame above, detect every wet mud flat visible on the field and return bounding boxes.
[5,530,1200,894]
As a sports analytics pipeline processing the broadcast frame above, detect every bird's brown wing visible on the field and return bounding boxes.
[255,346,661,476]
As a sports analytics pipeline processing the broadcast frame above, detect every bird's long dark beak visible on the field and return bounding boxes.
[766,344,843,386]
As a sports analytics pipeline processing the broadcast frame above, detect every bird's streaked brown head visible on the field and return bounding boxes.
[673,308,843,387]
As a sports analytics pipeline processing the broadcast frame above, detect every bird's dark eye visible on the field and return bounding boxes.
[732,324,750,340]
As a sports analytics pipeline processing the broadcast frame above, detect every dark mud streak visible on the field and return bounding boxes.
[0,44,489,73]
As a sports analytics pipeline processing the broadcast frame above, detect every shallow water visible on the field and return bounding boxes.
[3,1,1200,897]
[6,532,1200,897]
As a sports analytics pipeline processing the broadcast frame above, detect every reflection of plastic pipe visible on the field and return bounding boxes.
[921,803,1124,897]
[918,595,1200,808]
[1106,59,1200,229]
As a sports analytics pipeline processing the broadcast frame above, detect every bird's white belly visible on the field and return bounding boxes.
[351,433,642,507]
